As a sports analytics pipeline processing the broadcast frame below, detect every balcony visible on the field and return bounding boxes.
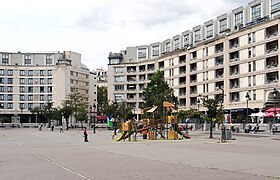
[266,25,278,39]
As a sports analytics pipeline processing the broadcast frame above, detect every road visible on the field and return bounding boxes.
[0,128,280,180]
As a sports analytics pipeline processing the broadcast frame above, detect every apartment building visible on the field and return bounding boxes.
[108,0,280,115]
[0,51,96,124]
[95,67,108,87]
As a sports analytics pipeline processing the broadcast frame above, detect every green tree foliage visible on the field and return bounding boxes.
[97,86,108,115]
[0,115,10,125]
[61,92,88,129]
[202,96,222,138]
[142,71,176,119]
[178,108,201,123]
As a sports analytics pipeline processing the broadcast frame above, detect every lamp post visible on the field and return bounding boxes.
[92,103,96,134]
[245,92,250,125]
[20,107,23,126]
[272,88,278,124]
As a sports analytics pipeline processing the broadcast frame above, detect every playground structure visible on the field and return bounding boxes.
[115,101,190,141]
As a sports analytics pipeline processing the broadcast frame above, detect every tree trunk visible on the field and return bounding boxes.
[209,118,213,138]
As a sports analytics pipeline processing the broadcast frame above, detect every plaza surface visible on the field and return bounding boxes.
[0,128,280,180]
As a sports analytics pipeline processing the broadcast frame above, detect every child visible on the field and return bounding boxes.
[112,130,115,140]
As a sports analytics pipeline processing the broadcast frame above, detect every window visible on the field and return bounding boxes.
[7,86,13,92]
[20,95,25,101]
[253,90,257,100]
[40,78,44,84]
[0,69,4,75]
[47,70,52,76]
[115,85,124,91]
[20,78,25,84]
[0,86,4,92]
[20,70,25,76]
[115,76,125,82]
[251,4,261,21]
[174,39,179,49]
[7,78,13,84]
[47,78,52,84]
[40,70,44,76]
[20,86,25,93]
[206,25,213,38]
[40,95,45,101]
[235,12,243,26]
[86,82,89,86]
[28,78,33,85]
[0,94,4,100]
[248,76,252,86]
[194,30,201,42]
[40,87,44,93]
[253,61,256,71]
[165,42,171,52]
[28,87,33,93]
[46,54,52,65]
[114,67,125,73]
[47,86,52,93]
[253,75,256,86]
[219,18,227,32]
[28,103,33,109]
[19,103,25,109]
[138,48,147,59]
[7,103,13,109]
[47,95,52,101]
[28,95,33,101]
[184,34,189,46]
[0,78,4,84]
[7,94,13,101]
[248,48,252,58]
[24,55,31,65]
[7,70,13,76]
[70,71,73,76]
[70,79,73,84]
[28,70,33,76]
[2,54,9,64]
[248,62,252,72]
[152,46,160,56]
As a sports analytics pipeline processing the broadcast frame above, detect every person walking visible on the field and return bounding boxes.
[84,127,89,142]
[60,125,64,133]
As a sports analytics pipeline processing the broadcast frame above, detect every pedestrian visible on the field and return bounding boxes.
[84,127,89,142]
[112,130,115,140]
[38,124,42,131]
[60,125,64,133]
[51,125,54,131]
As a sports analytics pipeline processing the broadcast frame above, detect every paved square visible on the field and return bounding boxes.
[0,128,279,180]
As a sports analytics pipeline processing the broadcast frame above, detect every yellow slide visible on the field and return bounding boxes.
[115,131,127,142]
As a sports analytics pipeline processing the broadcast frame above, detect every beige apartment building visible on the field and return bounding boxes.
[108,0,280,117]
[0,51,96,124]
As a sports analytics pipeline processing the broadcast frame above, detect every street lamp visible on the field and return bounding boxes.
[92,103,96,133]
[272,88,279,124]
[245,92,250,125]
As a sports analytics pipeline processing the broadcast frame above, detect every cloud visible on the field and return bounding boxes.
[77,3,112,31]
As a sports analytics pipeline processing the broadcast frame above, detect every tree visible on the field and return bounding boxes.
[74,106,88,127]
[142,70,176,119]
[29,106,41,123]
[97,86,108,115]
[0,115,9,126]
[202,97,221,138]
[61,92,88,129]
[118,101,133,121]
[178,108,201,123]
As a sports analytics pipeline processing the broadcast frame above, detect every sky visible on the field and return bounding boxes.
[0,0,246,71]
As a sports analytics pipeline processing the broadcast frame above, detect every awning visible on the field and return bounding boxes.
[265,108,280,113]
[147,106,158,113]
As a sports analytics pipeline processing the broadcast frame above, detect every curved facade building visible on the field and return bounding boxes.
[108,0,280,115]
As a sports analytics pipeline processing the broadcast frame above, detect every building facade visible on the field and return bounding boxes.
[0,51,96,124]
[108,0,280,115]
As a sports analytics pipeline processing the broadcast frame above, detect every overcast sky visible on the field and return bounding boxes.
[0,0,246,70]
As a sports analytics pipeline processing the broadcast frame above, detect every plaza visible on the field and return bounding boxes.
[0,128,280,180]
